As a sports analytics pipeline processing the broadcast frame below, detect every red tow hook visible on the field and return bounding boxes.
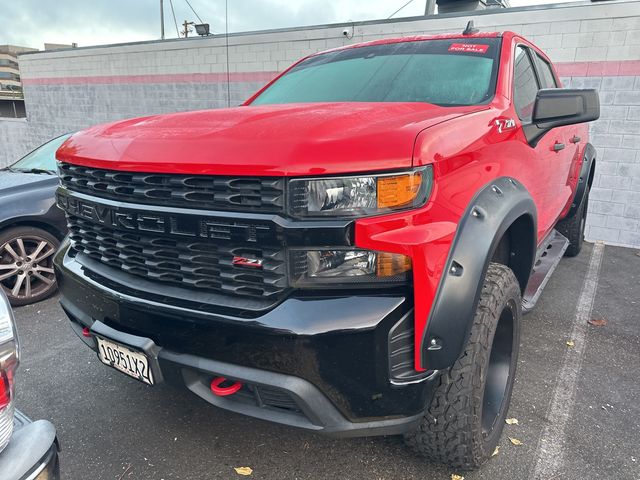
[210,376,242,396]
[82,327,91,338]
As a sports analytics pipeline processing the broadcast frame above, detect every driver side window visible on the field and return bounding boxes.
[513,46,540,124]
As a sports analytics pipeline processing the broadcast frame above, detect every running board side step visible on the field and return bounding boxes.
[522,229,569,313]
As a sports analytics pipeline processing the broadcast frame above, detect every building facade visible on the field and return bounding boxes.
[0,45,36,98]
[0,45,36,118]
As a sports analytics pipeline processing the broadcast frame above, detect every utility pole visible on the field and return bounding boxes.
[160,0,165,39]
[182,20,194,37]
[425,0,437,15]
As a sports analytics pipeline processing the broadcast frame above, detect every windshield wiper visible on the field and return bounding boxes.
[10,168,55,175]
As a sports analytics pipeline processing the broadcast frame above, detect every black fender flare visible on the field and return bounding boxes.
[565,143,596,219]
[420,177,537,370]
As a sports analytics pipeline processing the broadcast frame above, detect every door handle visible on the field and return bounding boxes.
[553,142,565,152]
[570,135,581,144]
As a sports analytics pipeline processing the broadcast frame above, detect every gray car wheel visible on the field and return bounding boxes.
[0,227,59,306]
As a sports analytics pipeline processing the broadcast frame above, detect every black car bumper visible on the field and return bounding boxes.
[55,242,437,437]
[0,410,60,480]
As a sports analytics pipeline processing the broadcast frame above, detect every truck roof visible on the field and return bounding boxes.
[314,31,511,57]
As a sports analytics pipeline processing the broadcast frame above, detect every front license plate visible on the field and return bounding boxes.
[96,337,154,385]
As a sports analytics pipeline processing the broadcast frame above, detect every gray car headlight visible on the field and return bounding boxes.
[288,167,432,218]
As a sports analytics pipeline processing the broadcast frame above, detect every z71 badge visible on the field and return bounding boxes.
[494,118,516,133]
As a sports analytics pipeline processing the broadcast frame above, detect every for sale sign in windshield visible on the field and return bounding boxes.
[448,43,490,54]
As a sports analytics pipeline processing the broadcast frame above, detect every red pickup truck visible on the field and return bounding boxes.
[53,29,599,469]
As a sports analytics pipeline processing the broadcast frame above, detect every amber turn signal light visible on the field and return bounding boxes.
[377,171,423,209]
[376,252,412,277]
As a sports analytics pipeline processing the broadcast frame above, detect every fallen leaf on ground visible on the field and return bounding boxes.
[505,418,519,425]
[509,437,523,446]
[492,446,500,457]
[588,318,608,327]
[451,475,464,480]
[234,467,253,476]
[566,340,575,347]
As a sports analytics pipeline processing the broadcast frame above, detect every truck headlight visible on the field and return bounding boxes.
[0,291,19,454]
[288,167,432,218]
[291,249,411,287]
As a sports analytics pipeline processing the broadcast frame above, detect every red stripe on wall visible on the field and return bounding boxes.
[22,71,279,85]
[555,60,640,77]
[20,60,640,86]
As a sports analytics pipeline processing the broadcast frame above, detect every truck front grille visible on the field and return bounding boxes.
[66,215,288,299]
[59,163,285,213]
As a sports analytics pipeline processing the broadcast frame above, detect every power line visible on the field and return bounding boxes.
[168,0,180,37]
[184,0,204,23]
[225,0,231,107]
[387,0,417,19]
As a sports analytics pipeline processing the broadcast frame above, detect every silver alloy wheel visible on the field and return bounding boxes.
[0,235,57,301]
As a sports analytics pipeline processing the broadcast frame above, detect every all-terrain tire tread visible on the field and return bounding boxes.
[404,263,521,470]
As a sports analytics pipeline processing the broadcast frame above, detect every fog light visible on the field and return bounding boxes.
[291,250,411,287]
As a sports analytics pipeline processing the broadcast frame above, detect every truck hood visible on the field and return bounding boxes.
[57,103,482,176]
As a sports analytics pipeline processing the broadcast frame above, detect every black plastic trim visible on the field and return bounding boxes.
[171,351,425,438]
[388,310,435,384]
[80,320,425,438]
[420,177,537,370]
[56,243,439,423]
[565,143,596,219]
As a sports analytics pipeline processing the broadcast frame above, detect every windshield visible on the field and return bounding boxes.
[10,133,72,173]
[251,38,501,107]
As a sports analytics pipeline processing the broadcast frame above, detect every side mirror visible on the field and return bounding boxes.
[532,88,600,129]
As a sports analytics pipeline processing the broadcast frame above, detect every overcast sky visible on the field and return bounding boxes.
[2,0,579,50]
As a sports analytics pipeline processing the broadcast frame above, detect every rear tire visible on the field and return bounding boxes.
[404,263,521,470]
[0,226,60,306]
[556,188,589,258]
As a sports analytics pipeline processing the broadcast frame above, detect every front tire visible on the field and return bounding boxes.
[0,226,60,306]
[405,263,522,470]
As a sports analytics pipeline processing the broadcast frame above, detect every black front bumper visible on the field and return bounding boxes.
[55,242,437,437]
[0,410,60,480]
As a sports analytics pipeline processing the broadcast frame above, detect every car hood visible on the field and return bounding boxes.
[56,103,484,176]
[0,170,58,197]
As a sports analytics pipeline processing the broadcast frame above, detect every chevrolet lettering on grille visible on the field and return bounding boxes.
[57,192,270,242]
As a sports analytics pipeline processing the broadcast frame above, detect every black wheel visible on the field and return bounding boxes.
[0,226,60,306]
[556,188,589,257]
[404,263,521,470]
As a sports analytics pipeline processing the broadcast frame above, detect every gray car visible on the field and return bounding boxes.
[0,134,70,306]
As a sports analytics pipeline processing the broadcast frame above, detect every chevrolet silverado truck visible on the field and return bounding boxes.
[53,29,599,469]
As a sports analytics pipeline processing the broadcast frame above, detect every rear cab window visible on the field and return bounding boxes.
[251,37,502,107]
[534,53,559,88]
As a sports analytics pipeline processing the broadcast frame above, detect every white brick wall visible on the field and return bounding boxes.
[561,66,640,248]
[1,0,640,247]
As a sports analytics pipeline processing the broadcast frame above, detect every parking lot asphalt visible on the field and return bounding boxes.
[13,242,640,480]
